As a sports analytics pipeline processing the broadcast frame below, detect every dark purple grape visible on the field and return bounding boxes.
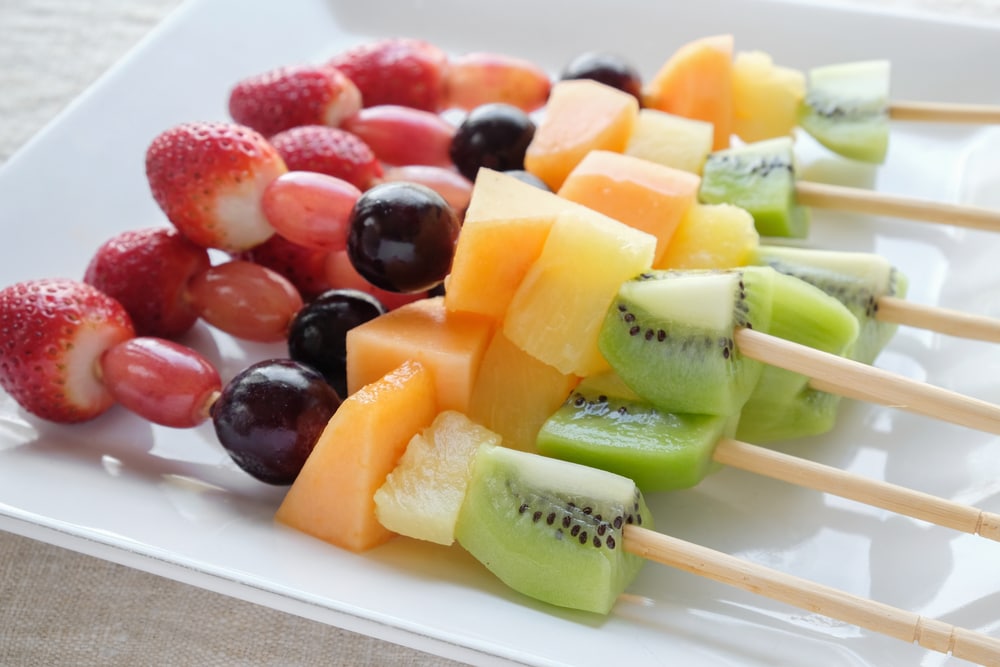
[287,289,385,397]
[449,103,536,181]
[211,359,341,485]
[560,52,643,103]
[347,181,460,294]
[502,169,551,192]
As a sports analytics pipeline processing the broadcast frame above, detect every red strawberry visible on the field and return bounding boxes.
[83,227,211,339]
[228,64,362,138]
[145,121,287,253]
[238,233,334,302]
[0,278,135,423]
[328,38,449,111]
[268,125,383,191]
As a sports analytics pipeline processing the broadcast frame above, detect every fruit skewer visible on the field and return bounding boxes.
[625,523,1000,664]
[888,99,1000,124]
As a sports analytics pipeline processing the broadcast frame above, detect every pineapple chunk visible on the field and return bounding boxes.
[731,50,806,143]
[374,411,501,545]
[655,202,759,270]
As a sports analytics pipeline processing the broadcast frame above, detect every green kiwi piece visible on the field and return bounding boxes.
[752,244,908,364]
[454,444,651,615]
[798,60,890,164]
[699,137,810,238]
[735,270,859,443]
[598,267,776,417]
[536,371,735,492]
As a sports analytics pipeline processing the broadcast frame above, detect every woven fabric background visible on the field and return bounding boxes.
[1,1,998,665]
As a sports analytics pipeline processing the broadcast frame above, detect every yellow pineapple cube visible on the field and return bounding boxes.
[624,109,714,174]
[732,50,806,143]
[655,202,759,270]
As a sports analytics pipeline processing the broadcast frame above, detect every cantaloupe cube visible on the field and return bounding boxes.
[445,169,577,321]
[643,34,735,150]
[624,109,714,175]
[345,297,494,413]
[655,202,759,270]
[557,150,701,265]
[467,329,580,452]
[732,50,806,143]
[274,360,437,552]
[503,207,656,376]
[524,79,639,191]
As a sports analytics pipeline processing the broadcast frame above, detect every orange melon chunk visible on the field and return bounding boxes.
[557,150,701,265]
[345,297,494,413]
[467,329,580,452]
[445,169,578,321]
[274,360,437,552]
[524,79,639,191]
[643,34,735,150]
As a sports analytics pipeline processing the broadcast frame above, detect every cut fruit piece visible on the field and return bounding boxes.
[345,297,494,412]
[798,60,891,164]
[735,269,859,443]
[598,267,776,416]
[654,202,759,270]
[274,360,436,552]
[699,137,810,238]
[467,329,580,451]
[731,50,806,143]
[751,244,908,364]
[642,34,735,150]
[523,79,639,191]
[624,109,714,174]
[557,150,701,265]
[536,371,733,492]
[375,411,501,546]
[445,168,577,321]
[503,206,657,377]
[454,444,651,615]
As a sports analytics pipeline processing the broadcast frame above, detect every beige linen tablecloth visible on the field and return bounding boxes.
[2,1,999,665]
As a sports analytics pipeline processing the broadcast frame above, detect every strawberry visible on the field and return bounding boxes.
[228,64,362,138]
[237,233,334,302]
[268,125,383,191]
[145,121,287,253]
[0,278,135,423]
[328,38,449,111]
[83,227,211,339]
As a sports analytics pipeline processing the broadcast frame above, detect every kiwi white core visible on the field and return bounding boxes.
[619,272,739,330]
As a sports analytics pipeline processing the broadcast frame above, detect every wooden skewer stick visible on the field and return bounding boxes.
[889,100,1000,124]
[734,327,1000,435]
[794,180,1000,232]
[712,438,1000,541]
[624,524,1000,664]
[876,296,1000,343]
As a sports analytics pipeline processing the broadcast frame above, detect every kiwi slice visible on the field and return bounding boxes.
[598,267,776,417]
[735,269,859,443]
[798,60,890,164]
[698,137,810,238]
[752,244,908,364]
[454,444,651,615]
[536,371,734,492]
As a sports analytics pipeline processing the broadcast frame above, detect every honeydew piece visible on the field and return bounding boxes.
[503,207,656,377]
[624,109,714,174]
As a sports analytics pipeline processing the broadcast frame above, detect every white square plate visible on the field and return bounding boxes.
[1,0,999,664]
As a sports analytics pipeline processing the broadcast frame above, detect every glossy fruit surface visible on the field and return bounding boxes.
[560,51,643,102]
[328,37,448,111]
[268,125,383,191]
[346,182,460,293]
[211,359,342,485]
[449,103,536,181]
[287,289,385,397]
[261,171,361,251]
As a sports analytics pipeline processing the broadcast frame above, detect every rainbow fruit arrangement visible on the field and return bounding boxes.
[2,33,999,656]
